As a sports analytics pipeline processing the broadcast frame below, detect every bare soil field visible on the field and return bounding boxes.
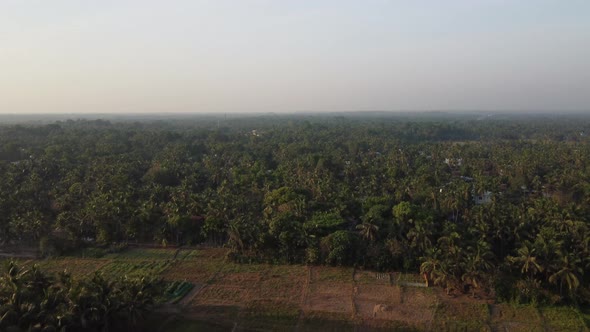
[193,284,252,306]
[251,265,306,308]
[307,282,353,314]
[305,266,354,314]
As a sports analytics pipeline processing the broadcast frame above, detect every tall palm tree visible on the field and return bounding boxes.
[548,254,582,299]
[509,242,543,279]
[420,248,452,291]
[461,241,494,297]
[420,250,441,288]
[407,223,432,253]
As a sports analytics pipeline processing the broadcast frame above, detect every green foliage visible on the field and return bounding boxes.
[1,115,590,304]
[0,260,162,331]
[303,211,347,236]
[163,280,194,303]
[99,260,172,279]
[393,201,413,222]
[321,231,359,266]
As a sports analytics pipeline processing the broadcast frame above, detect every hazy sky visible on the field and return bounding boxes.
[1,1,589,113]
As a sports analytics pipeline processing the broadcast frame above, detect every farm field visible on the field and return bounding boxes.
[10,247,589,332]
[35,258,109,277]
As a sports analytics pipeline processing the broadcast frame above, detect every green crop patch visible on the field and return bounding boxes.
[98,260,172,278]
[162,280,195,304]
[108,248,178,260]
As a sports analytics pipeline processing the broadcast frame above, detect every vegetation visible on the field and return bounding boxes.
[3,247,588,331]
[0,260,161,332]
[1,113,590,308]
[163,280,194,303]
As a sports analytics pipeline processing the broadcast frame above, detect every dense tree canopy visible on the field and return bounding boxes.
[0,261,160,331]
[2,113,590,304]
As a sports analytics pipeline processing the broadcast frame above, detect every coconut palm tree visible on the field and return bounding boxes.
[407,222,432,253]
[509,242,544,279]
[420,248,457,293]
[461,241,494,297]
[548,254,582,299]
[420,249,444,288]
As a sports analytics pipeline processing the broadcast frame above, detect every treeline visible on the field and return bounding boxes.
[1,116,590,304]
[0,261,160,331]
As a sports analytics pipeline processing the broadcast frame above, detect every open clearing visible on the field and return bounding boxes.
[12,247,589,331]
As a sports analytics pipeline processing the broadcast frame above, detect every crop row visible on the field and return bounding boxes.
[98,260,172,278]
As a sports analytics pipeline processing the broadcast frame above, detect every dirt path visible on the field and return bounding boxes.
[351,267,358,317]
[301,266,311,308]
[294,266,312,332]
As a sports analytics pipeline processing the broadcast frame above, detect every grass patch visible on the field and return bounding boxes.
[433,303,491,332]
[34,258,107,277]
[313,266,353,283]
[70,244,128,258]
[490,303,542,323]
[107,248,178,260]
[540,306,586,331]
[240,302,299,331]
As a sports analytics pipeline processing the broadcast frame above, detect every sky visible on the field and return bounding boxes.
[1,0,589,114]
